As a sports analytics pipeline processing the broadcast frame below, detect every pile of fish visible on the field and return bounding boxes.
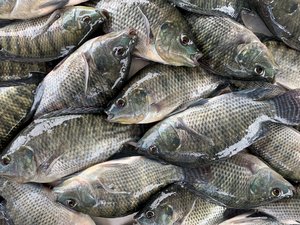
[0,0,299,224]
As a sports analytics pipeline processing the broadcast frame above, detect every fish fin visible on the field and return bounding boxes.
[0,203,14,225]
[96,178,129,195]
[38,0,69,9]
[168,99,209,117]
[81,52,91,95]
[35,107,103,119]
[207,81,232,98]
[137,6,153,45]
[175,117,215,146]
[233,88,286,100]
[38,152,63,175]
[0,74,44,87]
[0,19,13,28]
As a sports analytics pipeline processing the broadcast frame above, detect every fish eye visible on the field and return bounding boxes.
[148,145,159,155]
[254,65,265,76]
[113,47,126,57]
[82,15,92,24]
[115,98,126,108]
[145,210,155,219]
[1,155,11,165]
[271,188,282,197]
[180,34,191,46]
[66,199,78,208]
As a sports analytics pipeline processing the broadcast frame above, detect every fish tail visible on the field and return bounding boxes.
[271,89,300,125]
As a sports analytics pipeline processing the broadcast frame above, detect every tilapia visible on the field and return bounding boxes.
[53,156,184,218]
[34,30,137,118]
[96,0,202,66]
[106,64,228,124]
[0,178,95,225]
[0,0,89,20]
[0,114,143,183]
[135,184,227,225]
[220,215,284,225]
[185,14,278,81]
[250,0,300,51]
[0,6,106,62]
[250,123,300,182]
[264,41,300,89]
[137,89,300,166]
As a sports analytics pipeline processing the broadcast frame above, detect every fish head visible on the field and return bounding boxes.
[54,177,96,214]
[249,168,295,204]
[155,21,202,67]
[236,42,278,82]
[0,145,37,183]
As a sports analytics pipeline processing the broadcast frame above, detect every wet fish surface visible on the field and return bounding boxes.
[219,214,284,225]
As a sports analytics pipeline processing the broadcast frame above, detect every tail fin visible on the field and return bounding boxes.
[271,89,300,125]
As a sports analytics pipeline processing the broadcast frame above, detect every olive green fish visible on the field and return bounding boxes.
[220,215,284,225]
[137,89,300,166]
[184,153,294,208]
[34,30,137,118]
[264,41,300,89]
[53,156,184,218]
[185,14,278,81]
[0,0,89,20]
[135,184,227,225]
[106,64,228,124]
[250,0,300,51]
[0,178,95,225]
[0,6,106,62]
[250,123,300,182]
[96,0,202,66]
[0,114,143,183]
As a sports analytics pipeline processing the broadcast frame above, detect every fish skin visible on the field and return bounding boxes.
[250,0,300,51]
[96,0,202,67]
[53,156,184,218]
[0,6,106,62]
[137,89,300,167]
[106,64,228,124]
[34,30,137,118]
[219,215,284,225]
[264,41,300,90]
[0,0,89,20]
[184,153,295,209]
[185,13,278,81]
[250,123,300,182]
[135,184,227,225]
[0,178,95,225]
[0,114,143,183]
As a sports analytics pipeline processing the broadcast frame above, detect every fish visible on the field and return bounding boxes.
[137,88,300,167]
[0,178,96,225]
[250,123,300,182]
[219,214,284,225]
[229,80,286,94]
[250,0,300,51]
[0,114,143,183]
[34,30,137,118]
[168,0,249,19]
[106,64,228,124]
[257,185,300,225]
[0,0,89,20]
[0,6,106,62]
[135,184,227,225]
[53,156,184,218]
[264,41,300,90]
[96,0,202,67]
[183,153,295,208]
[185,14,278,81]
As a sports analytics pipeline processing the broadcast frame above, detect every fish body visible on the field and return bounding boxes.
[0,114,143,183]
[96,0,201,66]
[106,64,228,124]
[185,14,278,81]
[34,30,137,118]
[54,156,184,218]
[0,6,106,62]
[220,215,284,225]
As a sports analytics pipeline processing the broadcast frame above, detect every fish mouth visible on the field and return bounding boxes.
[105,110,115,121]
[191,52,203,66]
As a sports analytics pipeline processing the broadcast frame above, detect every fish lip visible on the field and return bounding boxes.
[191,52,203,66]
[104,110,115,121]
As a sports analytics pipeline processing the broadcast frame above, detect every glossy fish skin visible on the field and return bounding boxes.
[185,14,278,81]
[184,153,294,209]
[137,89,300,166]
[220,215,284,225]
[0,114,143,183]
[264,41,300,89]
[34,30,137,118]
[0,0,89,20]
[0,178,95,225]
[250,0,300,51]
[135,184,227,225]
[250,123,300,182]
[106,64,228,124]
[0,6,106,62]
[96,0,201,67]
[53,156,184,218]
